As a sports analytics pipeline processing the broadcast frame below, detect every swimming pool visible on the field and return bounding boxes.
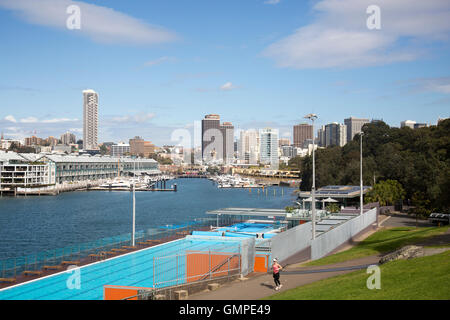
[0,237,243,300]
[217,223,275,234]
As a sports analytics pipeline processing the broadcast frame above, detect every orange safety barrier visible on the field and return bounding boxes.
[185,251,240,283]
[254,254,269,272]
[103,285,153,300]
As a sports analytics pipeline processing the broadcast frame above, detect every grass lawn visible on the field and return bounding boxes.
[264,250,450,300]
[304,226,449,267]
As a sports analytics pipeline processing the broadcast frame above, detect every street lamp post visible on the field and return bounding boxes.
[132,159,136,247]
[305,113,318,239]
[360,132,364,216]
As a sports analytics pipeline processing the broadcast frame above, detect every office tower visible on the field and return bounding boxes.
[239,129,260,164]
[259,128,279,169]
[220,122,234,164]
[45,136,59,147]
[344,117,370,143]
[201,114,221,162]
[317,125,326,147]
[293,123,313,147]
[278,138,291,147]
[61,132,76,145]
[400,120,416,129]
[24,136,43,146]
[129,136,155,158]
[83,89,99,150]
[325,123,347,147]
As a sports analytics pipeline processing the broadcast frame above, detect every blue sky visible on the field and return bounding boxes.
[0,0,449,146]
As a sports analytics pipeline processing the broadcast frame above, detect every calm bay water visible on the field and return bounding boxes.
[0,179,295,260]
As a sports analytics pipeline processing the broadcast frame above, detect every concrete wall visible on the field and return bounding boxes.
[310,208,377,260]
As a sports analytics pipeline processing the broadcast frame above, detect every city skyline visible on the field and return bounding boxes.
[0,0,449,145]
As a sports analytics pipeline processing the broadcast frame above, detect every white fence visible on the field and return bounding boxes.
[310,208,377,260]
[271,222,312,262]
[270,208,377,263]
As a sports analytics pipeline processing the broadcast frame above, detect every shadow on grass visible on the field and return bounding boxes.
[353,227,448,254]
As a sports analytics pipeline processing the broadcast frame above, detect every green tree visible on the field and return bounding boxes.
[365,180,405,206]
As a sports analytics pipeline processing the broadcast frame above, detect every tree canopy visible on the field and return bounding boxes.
[299,119,450,214]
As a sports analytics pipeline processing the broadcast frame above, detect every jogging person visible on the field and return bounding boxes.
[272,258,283,290]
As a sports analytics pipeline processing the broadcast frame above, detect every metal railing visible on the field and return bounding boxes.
[121,246,242,300]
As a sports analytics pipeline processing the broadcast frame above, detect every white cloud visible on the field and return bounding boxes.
[19,116,39,123]
[144,56,175,67]
[220,82,237,91]
[264,0,281,5]
[4,115,17,123]
[405,77,450,94]
[109,112,156,124]
[42,118,79,123]
[263,0,450,69]
[0,0,178,45]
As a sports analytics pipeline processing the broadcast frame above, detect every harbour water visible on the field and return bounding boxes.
[0,178,295,260]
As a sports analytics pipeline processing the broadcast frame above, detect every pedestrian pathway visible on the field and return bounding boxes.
[188,255,381,300]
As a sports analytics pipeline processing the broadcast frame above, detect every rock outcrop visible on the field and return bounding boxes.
[379,245,424,264]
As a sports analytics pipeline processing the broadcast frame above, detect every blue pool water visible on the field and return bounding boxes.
[0,237,243,300]
[217,223,274,234]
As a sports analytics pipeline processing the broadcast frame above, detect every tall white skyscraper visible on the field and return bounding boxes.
[259,128,279,169]
[83,89,99,151]
[239,129,260,164]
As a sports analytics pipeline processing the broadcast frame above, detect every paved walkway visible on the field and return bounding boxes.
[188,255,381,300]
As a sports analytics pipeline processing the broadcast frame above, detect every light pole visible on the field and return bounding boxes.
[132,159,136,247]
[304,113,317,239]
[360,132,364,216]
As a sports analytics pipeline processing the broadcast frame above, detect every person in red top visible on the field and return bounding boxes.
[272,258,283,290]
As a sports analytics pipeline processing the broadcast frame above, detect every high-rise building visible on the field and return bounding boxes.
[259,128,279,169]
[24,136,43,146]
[45,136,59,147]
[201,114,221,162]
[83,89,99,151]
[325,123,347,147]
[238,129,260,164]
[61,132,76,145]
[129,136,155,158]
[344,117,369,143]
[278,138,291,147]
[220,122,234,164]
[317,125,325,147]
[293,123,313,147]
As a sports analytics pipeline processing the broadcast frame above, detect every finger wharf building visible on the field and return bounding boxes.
[0,151,159,192]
